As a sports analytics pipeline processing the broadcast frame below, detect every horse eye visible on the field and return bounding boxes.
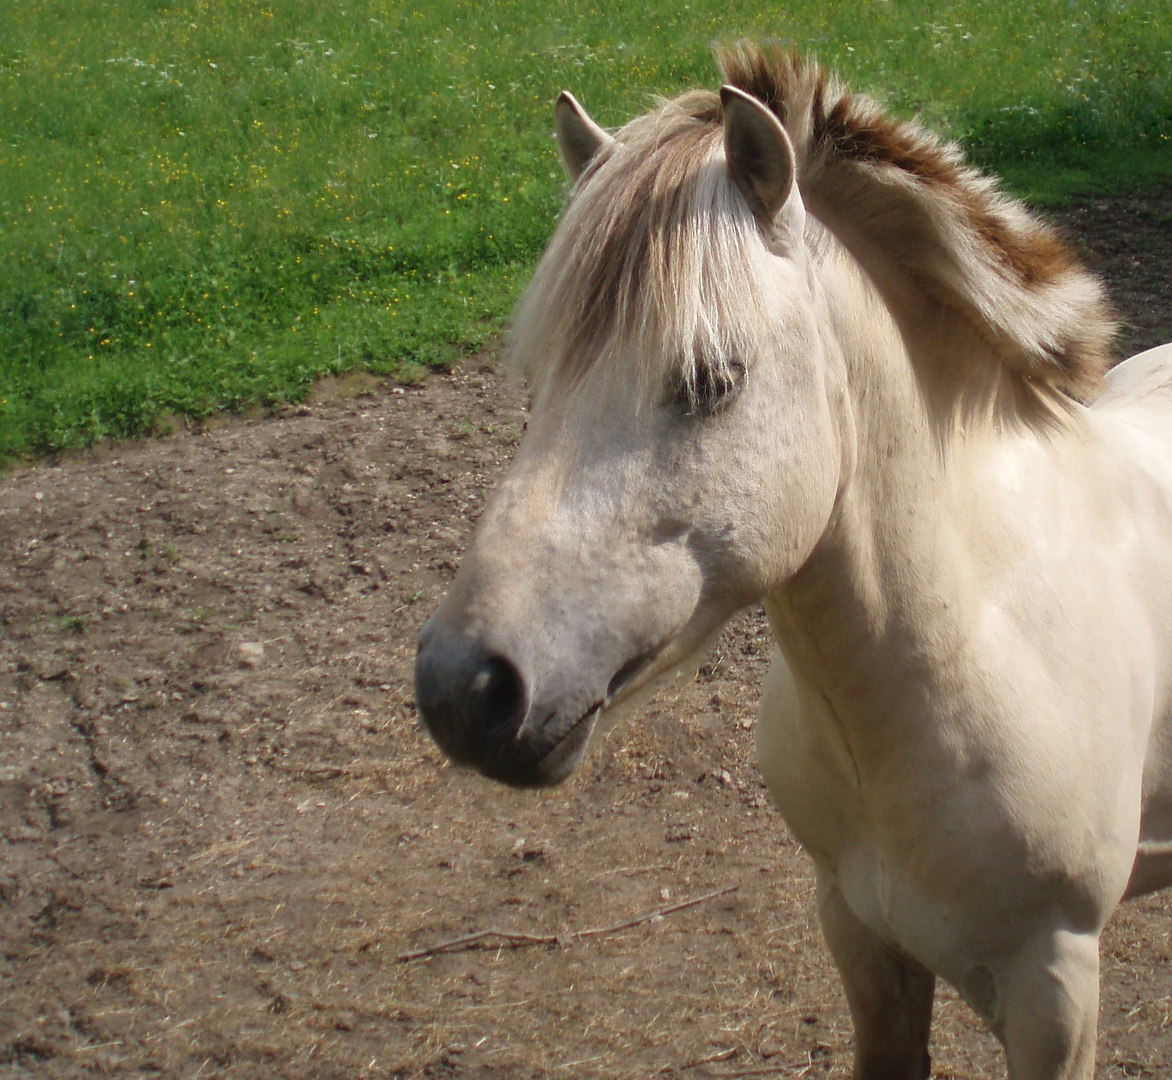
[673,360,746,416]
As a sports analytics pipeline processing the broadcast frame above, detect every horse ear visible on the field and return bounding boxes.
[720,85,796,223]
[555,91,614,182]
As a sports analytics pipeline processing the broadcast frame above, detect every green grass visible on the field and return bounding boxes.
[2,0,1170,460]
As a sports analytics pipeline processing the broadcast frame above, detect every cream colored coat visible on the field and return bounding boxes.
[414,47,1172,1080]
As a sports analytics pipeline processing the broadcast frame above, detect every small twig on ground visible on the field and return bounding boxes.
[708,1066,798,1078]
[678,1047,737,1069]
[396,884,738,962]
[399,928,559,959]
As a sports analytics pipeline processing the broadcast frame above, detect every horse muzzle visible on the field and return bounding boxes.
[413,616,602,787]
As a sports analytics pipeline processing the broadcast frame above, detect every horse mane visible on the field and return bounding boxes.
[714,43,1116,402]
[513,43,1117,407]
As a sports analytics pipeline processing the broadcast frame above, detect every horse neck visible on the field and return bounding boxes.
[766,238,1012,705]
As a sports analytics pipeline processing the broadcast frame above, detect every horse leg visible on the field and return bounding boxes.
[998,929,1100,1080]
[818,881,935,1080]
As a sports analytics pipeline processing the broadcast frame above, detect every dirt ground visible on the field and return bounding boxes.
[2,191,1171,1080]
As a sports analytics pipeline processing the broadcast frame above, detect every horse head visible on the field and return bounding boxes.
[415,84,851,786]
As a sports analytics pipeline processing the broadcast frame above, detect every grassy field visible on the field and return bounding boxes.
[2,1,1170,460]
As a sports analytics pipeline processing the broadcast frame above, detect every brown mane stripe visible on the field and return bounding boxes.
[720,43,1078,288]
[713,42,1114,396]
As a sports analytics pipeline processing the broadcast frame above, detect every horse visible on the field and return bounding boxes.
[413,42,1172,1079]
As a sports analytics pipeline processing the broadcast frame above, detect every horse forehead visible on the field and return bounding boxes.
[515,154,776,398]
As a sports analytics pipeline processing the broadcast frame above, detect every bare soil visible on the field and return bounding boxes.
[2,193,1171,1080]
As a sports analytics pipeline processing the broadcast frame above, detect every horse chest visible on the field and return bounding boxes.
[755,648,1099,969]
[756,652,906,917]
[756,676,962,963]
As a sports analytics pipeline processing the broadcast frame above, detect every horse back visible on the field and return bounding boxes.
[1095,342,1172,410]
[1092,343,1172,894]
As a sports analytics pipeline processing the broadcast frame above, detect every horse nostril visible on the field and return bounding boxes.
[415,630,532,768]
[467,656,527,749]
